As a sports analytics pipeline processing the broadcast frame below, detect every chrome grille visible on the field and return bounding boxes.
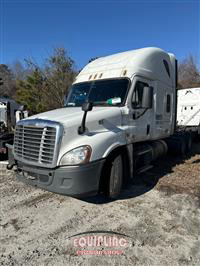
[14,119,63,167]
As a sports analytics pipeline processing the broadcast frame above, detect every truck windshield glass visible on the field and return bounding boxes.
[65,78,129,107]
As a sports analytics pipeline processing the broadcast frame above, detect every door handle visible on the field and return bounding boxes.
[147,124,150,135]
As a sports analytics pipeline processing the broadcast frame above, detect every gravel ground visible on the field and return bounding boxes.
[0,142,200,266]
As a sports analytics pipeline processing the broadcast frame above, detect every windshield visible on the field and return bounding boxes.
[64,78,129,107]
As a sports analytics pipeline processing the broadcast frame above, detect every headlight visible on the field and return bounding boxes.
[59,146,92,166]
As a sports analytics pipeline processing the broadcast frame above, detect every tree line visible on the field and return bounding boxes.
[0,48,77,115]
[0,47,200,115]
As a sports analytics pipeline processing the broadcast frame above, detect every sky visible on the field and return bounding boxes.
[0,0,200,70]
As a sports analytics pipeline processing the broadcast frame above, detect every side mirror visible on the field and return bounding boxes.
[141,86,153,109]
[82,102,93,112]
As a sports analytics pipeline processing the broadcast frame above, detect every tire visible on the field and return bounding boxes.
[106,154,123,199]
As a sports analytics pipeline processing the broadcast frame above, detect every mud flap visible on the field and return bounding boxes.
[6,144,15,169]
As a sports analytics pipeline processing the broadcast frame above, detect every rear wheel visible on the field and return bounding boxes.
[106,154,123,199]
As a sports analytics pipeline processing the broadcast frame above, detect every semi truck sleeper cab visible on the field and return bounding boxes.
[7,47,200,198]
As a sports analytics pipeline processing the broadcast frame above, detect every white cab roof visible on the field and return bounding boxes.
[75,47,175,86]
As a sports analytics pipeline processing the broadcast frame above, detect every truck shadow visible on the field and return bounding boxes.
[83,140,200,204]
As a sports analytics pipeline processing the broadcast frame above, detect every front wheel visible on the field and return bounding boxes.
[106,154,123,199]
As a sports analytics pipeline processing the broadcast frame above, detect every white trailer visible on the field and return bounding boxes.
[177,88,200,134]
[7,47,199,198]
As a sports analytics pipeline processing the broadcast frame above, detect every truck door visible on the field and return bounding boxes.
[154,81,173,138]
[128,77,154,142]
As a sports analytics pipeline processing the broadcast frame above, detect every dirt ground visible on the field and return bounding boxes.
[0,142,200,266]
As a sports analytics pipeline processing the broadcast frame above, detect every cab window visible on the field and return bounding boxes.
[132,81,149,108]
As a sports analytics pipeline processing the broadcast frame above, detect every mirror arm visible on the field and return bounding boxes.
[78,102,93,135]
[132,108,148,120]
[78,111,87,135]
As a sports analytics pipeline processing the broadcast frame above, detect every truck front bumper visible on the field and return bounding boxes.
[15,160,105,198]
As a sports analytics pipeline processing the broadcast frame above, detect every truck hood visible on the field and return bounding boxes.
[18,107,126,164]
[25,106,122,129]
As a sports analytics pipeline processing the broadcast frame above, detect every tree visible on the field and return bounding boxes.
[16,47,77,114]
[44,47,77,109]
[178,55,200,89]
[0,64,16,98]
[16,69,47,115]
[11,60,32,81]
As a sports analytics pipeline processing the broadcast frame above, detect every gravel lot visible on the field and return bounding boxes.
[0,142,200,266]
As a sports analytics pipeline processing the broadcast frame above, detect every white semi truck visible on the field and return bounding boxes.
[7,47,200,198]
